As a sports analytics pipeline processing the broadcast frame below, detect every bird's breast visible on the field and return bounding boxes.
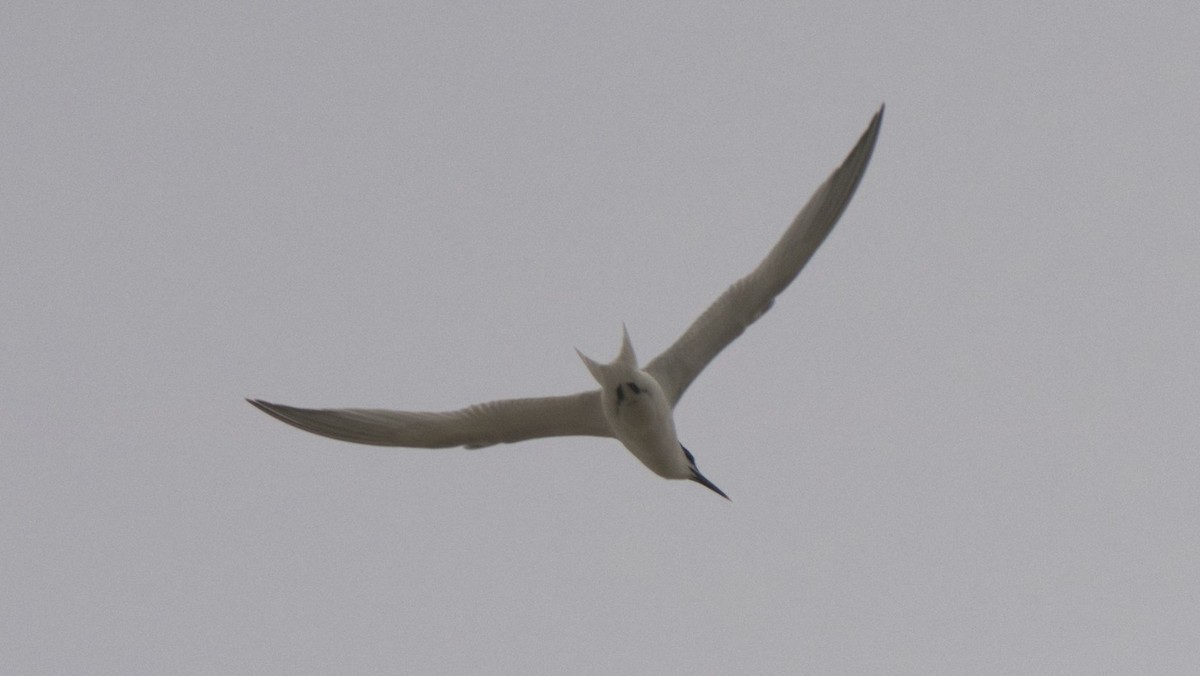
[606,392,689,479]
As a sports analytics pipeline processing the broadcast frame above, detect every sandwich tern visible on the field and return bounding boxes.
[248,105,883,499]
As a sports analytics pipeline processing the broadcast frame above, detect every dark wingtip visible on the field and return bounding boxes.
[865,104,884,143]
[246,398,284,418]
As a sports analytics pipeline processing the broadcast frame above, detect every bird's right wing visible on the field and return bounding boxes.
[247,390,612,449]
[646,106,883,406]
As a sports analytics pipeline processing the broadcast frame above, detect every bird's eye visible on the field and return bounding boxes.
[627,382,642,394]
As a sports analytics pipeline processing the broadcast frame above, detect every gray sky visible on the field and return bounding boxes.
[4,2,1199,674]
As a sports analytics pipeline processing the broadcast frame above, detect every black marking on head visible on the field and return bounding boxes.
[615,384,625,404]
[681,443,729,499]
[680,443,696,466]
[627,382,642,394]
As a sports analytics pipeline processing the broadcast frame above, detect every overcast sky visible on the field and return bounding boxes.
[4,2,1199,674]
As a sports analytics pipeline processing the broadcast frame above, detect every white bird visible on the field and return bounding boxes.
[249,105,884,499]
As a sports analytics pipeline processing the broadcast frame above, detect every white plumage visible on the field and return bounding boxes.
[249,105,884,499]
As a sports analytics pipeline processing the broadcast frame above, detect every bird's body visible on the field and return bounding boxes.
[576,329,689,481]
[249,106,884,499]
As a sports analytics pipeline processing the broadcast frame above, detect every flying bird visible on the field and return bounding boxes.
[248,105,884,499]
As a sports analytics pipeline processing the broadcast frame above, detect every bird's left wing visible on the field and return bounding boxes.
[247,390,612,449]
[646,106,883,406]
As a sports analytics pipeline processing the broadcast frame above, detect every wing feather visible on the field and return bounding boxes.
[247,390,611,449]
[646,106,884,406]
